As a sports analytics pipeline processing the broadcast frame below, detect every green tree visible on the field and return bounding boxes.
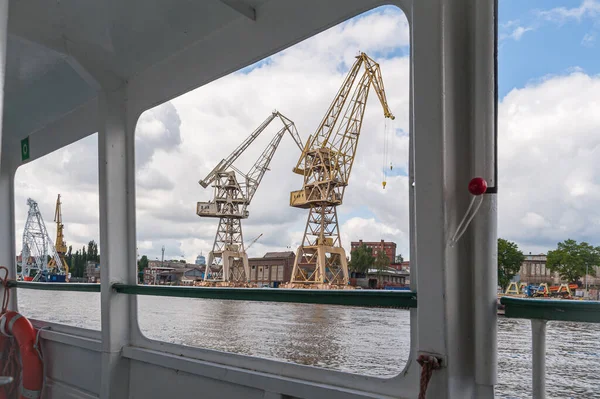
[374,251,390,286]
[349,244,374,274]
[395,254,404,264]
[138,255,149,273]
[498,238,525,289]
[547,239,599,283]
[374,251,390,270]
[87,240,99,262]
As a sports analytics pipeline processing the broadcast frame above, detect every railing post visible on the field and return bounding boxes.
[531,319,547,399]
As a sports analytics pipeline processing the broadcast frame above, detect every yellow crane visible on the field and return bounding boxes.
[289,52,394,286]
[50,194,70,281]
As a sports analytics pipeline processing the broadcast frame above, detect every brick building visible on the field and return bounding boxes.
[391,261,410,272]
[350,240,396,266]
[248,251,295,287]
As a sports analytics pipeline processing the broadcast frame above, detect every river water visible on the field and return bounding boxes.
[18,291,600,399]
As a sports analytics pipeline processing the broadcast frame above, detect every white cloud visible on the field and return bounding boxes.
[582,32,596,46]
[537,0,600,23]
[13,6,412,262]
[341,217,408,258]
[498,18,534,43]
[509,26,533,40]
[16,5,600,267]
[521,212,549,229]
[498,71,600,251]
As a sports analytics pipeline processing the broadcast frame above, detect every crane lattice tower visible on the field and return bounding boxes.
[289,52,395,286]
[20,198,65,280]
[197,111,303,283]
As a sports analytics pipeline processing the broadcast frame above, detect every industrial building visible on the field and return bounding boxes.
[143,260,203,285]
[517,253,600,287]
[248,251,295,287]
[143,265,205,285]
[85,261,100,283]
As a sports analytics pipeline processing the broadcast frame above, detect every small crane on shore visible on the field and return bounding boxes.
[50,194,70,281]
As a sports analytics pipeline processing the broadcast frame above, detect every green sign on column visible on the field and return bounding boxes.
[21,136,30,162]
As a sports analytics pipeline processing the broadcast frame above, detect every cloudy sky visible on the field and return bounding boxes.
[13,1,600,262]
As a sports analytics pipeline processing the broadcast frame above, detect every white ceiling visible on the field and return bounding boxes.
[1,0,398,165]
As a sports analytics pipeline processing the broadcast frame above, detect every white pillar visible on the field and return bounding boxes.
[0,164,16,310]
[412,0,448,396]
[0,0,7,169]
[473,0,498,395]
[531,319,547,399]
[98,89,137,398]
[412,0,497,396]
[0,0,14,311]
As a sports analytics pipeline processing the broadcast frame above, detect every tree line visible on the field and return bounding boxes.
[64,237,600,287]
[499,238,599,289]
[348,244,404,275]
[349,238,599,289]
[65,240,100,278]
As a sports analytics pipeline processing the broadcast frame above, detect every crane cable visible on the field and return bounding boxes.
[382,120,390,189]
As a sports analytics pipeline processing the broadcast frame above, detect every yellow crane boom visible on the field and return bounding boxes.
[289,52,394,286]
[52,194,69,280]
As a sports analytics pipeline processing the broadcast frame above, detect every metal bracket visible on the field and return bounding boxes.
[417,351,447,368]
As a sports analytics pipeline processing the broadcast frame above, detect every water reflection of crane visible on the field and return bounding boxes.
[197,112,303,283]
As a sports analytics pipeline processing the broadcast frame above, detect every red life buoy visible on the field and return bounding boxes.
[0,311,43,399]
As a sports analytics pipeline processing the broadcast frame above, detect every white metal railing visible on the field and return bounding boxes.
[501,297,600,399]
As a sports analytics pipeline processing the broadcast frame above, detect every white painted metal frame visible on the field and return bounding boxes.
[0,0,500,398]
[530,319,547,399]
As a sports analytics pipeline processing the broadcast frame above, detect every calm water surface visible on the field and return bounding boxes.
[18,291,600,398]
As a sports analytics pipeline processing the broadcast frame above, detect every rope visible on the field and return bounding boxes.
[0,334,19,399]
[0,266,10,315]
[417,354,442,399]
[34,326,50,362]
[382,120,387,184]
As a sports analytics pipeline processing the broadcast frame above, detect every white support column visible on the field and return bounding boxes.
[0,163,16,310]
[98,89,137,399]
[412,0,448,396]
[531,319,547,399]
[473,0,498,397]
[412,0,497,397]
[0,0,7,169]
[0,0,13,311]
